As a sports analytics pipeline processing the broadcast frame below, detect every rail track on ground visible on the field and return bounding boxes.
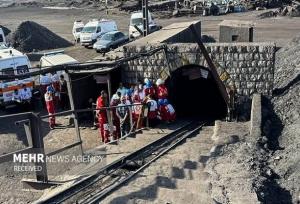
[39,120,207,204]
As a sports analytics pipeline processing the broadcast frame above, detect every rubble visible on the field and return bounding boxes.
[11,21,72,52]
[263,33,300,203]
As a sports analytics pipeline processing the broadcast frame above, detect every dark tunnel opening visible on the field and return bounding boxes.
[165,64,227,120]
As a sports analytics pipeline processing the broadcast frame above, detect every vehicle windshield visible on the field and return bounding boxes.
[16,65,29,75]
[101,34,114,41]
[81,26,96,33]
[1,67,14,75]
[0,44,7,49]
[131,18,143,26]
[75,27,83,32]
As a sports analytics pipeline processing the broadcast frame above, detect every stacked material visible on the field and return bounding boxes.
[11,21,72,52]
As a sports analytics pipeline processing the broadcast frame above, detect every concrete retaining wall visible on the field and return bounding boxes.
[123,42,276,97]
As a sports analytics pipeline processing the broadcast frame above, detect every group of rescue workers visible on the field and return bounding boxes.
[96,78,176,143]
[13,73,176,141]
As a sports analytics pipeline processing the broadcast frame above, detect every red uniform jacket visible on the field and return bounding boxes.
[96,96,108,121]
[144,86,156,98]
[156,84,168,99]
[147,99,158,119]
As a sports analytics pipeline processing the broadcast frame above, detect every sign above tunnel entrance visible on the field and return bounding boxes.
[182,67,209,80]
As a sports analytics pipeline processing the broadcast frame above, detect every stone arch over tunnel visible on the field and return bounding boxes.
[165,64,227,120]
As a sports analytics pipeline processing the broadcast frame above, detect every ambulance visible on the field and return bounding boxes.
[0,46,33,108]
[80,19,118,47]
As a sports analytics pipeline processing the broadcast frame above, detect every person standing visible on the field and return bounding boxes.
[134,84,145,102]
[156,78,168,100]
[19,84,32,111]
[12,89,21,103]
[132,95,143,129]
[59,74,69,110]
[44,86,56,129]
[40,74,52,95]
[96,90,110,143]
[116,96,130,137]
[144,79,156,98]
[110,94,121,140]
[158,99,168,122]
[164,99,176,122]
[51,73,60,107]
[146,95,158,127]
[117,82,127,96]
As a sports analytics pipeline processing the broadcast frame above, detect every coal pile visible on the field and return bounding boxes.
[11,21,72,52]
[272,34,300,125]
[270,34,300,203]
[0,25,11,36]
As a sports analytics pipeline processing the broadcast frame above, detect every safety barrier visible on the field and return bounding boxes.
[0,103,147,185]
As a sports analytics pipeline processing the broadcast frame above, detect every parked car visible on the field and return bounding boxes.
[93,31,129,53]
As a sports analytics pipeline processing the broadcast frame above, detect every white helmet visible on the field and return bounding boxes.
[156,78,164,86]
[144,78,149,84]
[112,94,119,100]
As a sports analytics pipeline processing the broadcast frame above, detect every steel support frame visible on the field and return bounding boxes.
[142,0,149,36]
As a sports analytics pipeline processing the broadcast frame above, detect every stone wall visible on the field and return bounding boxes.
[123,42,276,97]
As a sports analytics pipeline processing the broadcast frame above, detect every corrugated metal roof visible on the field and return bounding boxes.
[40,54,78,66]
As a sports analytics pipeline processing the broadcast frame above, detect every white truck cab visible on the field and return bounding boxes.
[80,19,118,47]
[129,11,160,39]
[0,47,33,107]
[72,20,85,43]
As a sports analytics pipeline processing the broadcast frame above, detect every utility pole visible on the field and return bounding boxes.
[142,0,149,36]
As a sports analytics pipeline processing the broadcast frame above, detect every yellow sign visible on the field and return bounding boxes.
[220,71,230,81]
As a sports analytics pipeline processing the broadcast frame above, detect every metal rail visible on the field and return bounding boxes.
[36,120,205,204]
[82,122,206,204]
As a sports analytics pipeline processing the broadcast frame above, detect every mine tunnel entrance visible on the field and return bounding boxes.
[166,64,227,120]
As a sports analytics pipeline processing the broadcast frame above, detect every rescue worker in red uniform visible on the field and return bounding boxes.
[144,78,156,98]
[110,94,121,140]
[156,78,168,100]
[132,95,143,129]
[158,99,169,122]
[44,86,56,129]
[145,95,158,127]
[164,99,176,122]
[51,73,60,107]
[96,90,110,143]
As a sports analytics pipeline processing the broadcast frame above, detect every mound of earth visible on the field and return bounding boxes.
[269,34,300,203]
[11,21,72,52]
[0,25,11,36]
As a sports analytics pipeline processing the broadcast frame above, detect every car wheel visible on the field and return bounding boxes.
[96,50,100,53]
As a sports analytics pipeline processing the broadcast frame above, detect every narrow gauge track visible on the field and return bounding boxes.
[40,121,206,204]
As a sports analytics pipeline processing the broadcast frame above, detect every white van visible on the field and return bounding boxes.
[0,28,6,45]
[80,19,118,47]
[129,11,160,39]
[0,47,33,107]
[72,20,85,43]
[40,50,78,78]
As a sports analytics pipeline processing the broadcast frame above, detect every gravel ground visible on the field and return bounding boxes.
[1,3,300,204]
